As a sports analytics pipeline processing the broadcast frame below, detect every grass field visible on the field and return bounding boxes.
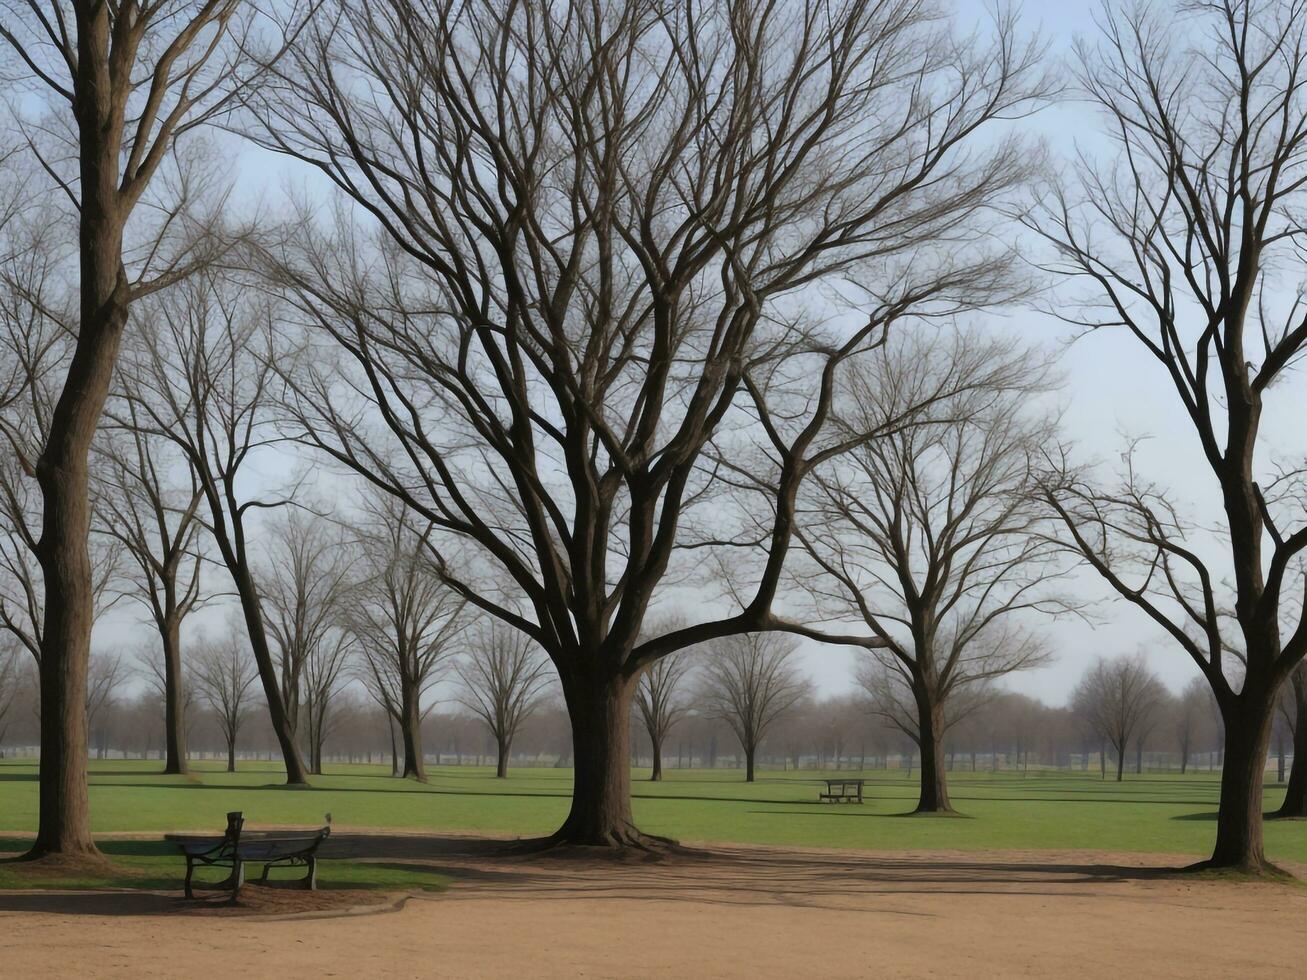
[0,758,1304,867]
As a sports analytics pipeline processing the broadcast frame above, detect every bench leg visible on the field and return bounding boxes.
[230,860,245,900]
[261,863,272,883]
[304,856,317,891]
[184,856,195,900]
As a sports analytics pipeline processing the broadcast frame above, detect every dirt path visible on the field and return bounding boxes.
[3,839,1306,978]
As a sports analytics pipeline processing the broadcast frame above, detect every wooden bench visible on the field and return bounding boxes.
[167,811,332,899]
[819,778,865,803]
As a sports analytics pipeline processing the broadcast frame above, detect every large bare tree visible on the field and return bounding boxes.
[1028,0,1307,870]
[95,412,205,774]
[116,272,308,783]
[348,502,466,782]
[699,633,811,781]
[0,0,281,856]
[249,0,1048,847]
[455,625,553,778]
[794,329,1061,812]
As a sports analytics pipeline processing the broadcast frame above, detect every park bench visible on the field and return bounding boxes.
[819,778,865,803]
[167,811,332,899]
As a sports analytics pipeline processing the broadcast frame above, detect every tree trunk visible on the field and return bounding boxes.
[913,689,952,813]
[745,743,756,782]
[650,734,663,781]
[1115,745,1125,782]
[226,735,237,772]
[1205,698,1275,871]
[552,669,652,847]
[400,684,426,781]
[388,714,400,777]
[1272,670,1307,819]
[161,614,188,775]
[496,736,510,778]
[31,84,131,856]
[228,566,308,785]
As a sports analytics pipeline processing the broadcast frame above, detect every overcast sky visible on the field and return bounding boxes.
[88,0,1301,708]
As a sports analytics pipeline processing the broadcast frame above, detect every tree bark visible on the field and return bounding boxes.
[496,736,509,778]
[745,744,756,783]
[400,683,426,781]
[1204,700,1275,870]
[552,670,656,847]
[161,614,188,775]
[650,736,663,781]
[913,689,952,813]
[1272,671,1307,819]
[31,59,131,855]
[226,735,236,772]
[1115,745,1125,782]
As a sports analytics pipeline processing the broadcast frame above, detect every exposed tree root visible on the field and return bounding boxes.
[1181,857,1296,882]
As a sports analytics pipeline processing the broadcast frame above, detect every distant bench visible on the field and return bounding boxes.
[819,778,865,804]
[167,811,332,899]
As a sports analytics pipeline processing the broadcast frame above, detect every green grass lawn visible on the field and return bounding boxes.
[0,758,1304,868]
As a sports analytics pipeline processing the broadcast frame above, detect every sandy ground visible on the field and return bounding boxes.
[3,836,1307,978]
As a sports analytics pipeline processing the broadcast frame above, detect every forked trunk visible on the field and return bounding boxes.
[913,689,952,813]
[400,685,426,781]
[553,669,655,847]
[1273,671,1306,819]
[161,615,188,775]
[1204,698,1275,871]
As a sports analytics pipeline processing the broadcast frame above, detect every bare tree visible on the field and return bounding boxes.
[1273,664,1306,817]
[85,651,125,740]
[348,501,466,781]
[635,653,694,782]
[301,631,353,775]
[0,0,288,857]
[1174,675,1216,777]
[94,412,206,774]
[1027,0,1307,871]
[117,272,308,783]
[699,633,811,782]
[0,637,18,747]
[1071,654,1164,783]
[252,0,1049,847]
[795,328,1060,812]
[191,630,259,771]
[260,510,356,747]
[456,625,553,778]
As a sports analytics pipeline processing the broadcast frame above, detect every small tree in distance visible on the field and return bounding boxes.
[635,653,694,782]
[700,634,811,782]
[456,626,553,778]
[192,631,260,772]
[1072,654,1164,782]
